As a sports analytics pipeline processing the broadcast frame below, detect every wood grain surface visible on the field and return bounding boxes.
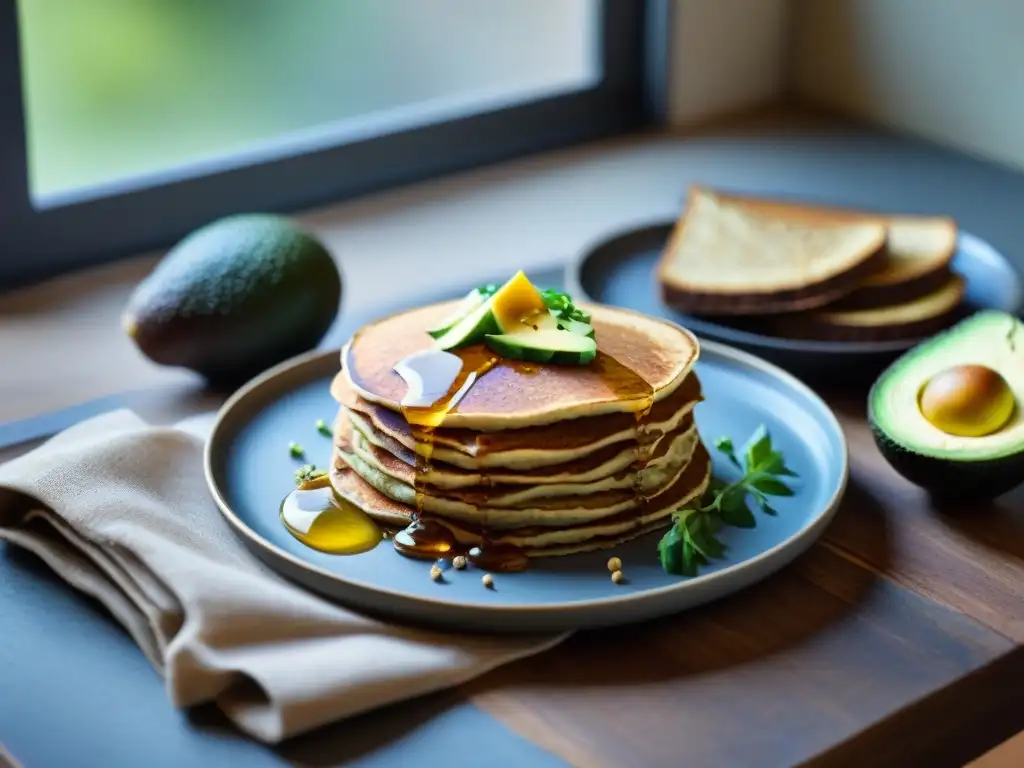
[463,396,1024,766]
[4,110,1024,767]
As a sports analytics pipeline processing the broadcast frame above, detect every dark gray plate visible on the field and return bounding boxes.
[568,220,1023,380]
[205,342,847,635]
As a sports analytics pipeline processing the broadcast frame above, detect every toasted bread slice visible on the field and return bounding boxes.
[658,187,887,315]
[766,274,966,342]
[713,190,958,309]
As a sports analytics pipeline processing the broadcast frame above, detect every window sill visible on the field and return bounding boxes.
[4,104,1024,423]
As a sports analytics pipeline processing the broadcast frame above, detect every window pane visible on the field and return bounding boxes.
[17,0,600,204]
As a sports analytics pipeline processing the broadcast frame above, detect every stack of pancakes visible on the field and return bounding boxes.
[329,301,712,558]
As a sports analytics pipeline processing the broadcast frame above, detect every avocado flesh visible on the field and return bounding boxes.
[427,289,486,340]
[531,310,595,338]
[490,270,549,333]
[432,299,499,351]
[484,329,597,365]
[868,310,1024,497]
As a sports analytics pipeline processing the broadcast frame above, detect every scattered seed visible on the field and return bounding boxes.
[430,565,443,582]
[288,442,305,458]
[453,555,467,570]
[607,556,622,572]
[482,573,494,589]
[611,569,624,584]
[315,419,331,436]
[435,558,451,571]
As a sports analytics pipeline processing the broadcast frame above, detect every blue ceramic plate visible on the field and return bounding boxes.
[206,340,847,634]
[568,221,1023,378]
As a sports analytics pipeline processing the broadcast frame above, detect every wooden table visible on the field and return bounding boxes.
[4,113,1024,767]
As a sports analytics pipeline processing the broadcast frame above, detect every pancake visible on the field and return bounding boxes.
[332,370,702,459]
[347,406,697,489]
[344,386,700,471]
[329,443,713,556]
[337,445,684,529]
[338,409,701,507]
[342,301,699,429]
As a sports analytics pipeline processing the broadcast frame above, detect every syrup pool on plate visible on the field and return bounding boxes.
[280,475,382,555]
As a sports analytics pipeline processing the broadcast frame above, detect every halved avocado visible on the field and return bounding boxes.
[432,298,500,350]
[427,288,488,339]
[484,329,597,365]
[868,309,1024,500]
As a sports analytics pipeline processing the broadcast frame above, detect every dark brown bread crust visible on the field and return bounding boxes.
[821,265,952,312]
[658,244,888,316]
[764,282,967,342]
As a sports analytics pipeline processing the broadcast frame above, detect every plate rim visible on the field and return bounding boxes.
[204,330,849,623]
[566,218,1024,356]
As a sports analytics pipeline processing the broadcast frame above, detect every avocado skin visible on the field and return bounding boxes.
[124,214,341,386]
[868,421,1024,500]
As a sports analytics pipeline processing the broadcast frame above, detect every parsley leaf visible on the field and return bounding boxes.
[656,425,798,577]
[539,288,592,324]
[657,525,684,573]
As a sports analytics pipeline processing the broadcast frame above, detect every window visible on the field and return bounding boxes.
[1,0,667,287]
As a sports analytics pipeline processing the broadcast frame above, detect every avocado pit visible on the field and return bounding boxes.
[918,364,1015,437]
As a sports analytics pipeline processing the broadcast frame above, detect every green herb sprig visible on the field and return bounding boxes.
[475,284,591,325]
[539,288,591,324]
[294,464,326,486]
[657,425,797,577]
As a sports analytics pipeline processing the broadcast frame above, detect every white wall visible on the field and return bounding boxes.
[792,0,1024,172]
[667,0,792,125]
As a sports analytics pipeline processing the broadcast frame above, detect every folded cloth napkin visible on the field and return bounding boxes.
[0,410,566,743]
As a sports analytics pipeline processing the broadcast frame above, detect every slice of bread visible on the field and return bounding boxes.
[766,274,966,342]
[658,187,888,315]
[713,190,958,309]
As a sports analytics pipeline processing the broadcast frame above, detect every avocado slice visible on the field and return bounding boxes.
[426,288,488,340]
[490,270,549,333]
[432,297,500,350]
[484,329,597,365]
[530,310,595,339]
[868,309,1024,499]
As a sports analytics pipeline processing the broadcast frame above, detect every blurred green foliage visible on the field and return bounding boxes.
[17,0,593,199]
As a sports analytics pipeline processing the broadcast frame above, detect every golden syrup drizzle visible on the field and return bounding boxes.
[393,518,457,558]
[467,544,530,573]
[280,480,382,555]
[589,351,656,519]
[395,345,500,559]
[389,343,656,564]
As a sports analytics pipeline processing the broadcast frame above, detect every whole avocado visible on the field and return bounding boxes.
[123,214,341,386]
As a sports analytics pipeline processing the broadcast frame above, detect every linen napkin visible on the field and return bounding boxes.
[0,410,567,743]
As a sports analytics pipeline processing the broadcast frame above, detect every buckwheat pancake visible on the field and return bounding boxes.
[347,407,696,489]
[330,443,713,556]
[335,374,702,470]
[332,371,702,460]
[336,411,702,511]
[343,301,699,429]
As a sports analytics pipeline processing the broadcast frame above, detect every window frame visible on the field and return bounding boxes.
[0,0,671,288]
